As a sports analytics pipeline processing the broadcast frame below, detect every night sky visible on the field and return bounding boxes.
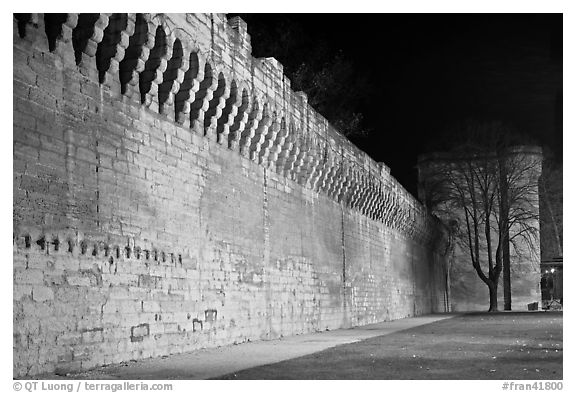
[229,14,562,195]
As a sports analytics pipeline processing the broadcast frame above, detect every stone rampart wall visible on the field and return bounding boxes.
[13,13,448,377]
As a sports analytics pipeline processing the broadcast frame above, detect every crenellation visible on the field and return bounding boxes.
[227,16,251,54]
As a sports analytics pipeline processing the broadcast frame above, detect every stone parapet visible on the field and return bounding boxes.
[14,13,435,242]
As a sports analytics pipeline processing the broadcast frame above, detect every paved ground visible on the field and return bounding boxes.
[46,312,562,380]
[219,311,563,380]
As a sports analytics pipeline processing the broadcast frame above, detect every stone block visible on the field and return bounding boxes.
[81,328,104,344]
[14,284,33,301]
[66,275,92,287]
[14,269,44,285]
[142,301,161,313]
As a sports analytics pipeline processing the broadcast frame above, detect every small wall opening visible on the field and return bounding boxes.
[119,13,147,94]
[139,25,167,104]
[228,88,250,147]
[269,116,288,163]
[14,14,31,38]
[239,99,260,149]
[96,13,128,83]
[158,38,183,111]
[174,51,199,122]
[259,111,281,161]
[72,13,100,64]
[217,79,238,137]
[204,72,226,132]
[190,62,213,124]
[44,13,68,52]
[249,103,270,155]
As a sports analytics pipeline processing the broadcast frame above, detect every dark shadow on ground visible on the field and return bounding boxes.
[215,312,562,380]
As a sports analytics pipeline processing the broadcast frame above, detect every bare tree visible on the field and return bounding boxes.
[498,149,541,309]
[419,122,541,311]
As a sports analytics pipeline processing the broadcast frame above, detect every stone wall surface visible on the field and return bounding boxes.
[13,13,449,377]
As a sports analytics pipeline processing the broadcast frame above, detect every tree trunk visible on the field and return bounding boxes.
[499,154,512,310]
[503,229,511,310]
[488,281,499,312]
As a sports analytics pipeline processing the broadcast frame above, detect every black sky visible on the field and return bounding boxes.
[229,14,562,195]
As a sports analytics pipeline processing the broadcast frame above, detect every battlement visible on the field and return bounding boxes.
[13,13,432,241]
